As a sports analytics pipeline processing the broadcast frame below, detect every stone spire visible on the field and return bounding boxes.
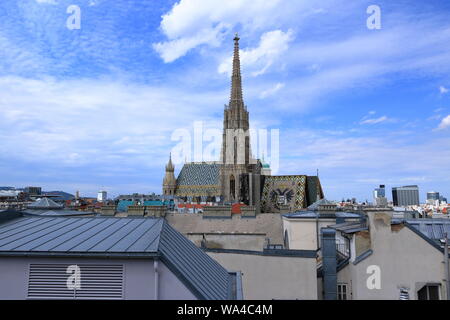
[221,33,251,167]
[163,153,176,196]
[229,33,244,109]
[165,152,174,172]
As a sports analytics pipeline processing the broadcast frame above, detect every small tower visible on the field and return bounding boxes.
[261,154,271,176]
[163,154,177,196]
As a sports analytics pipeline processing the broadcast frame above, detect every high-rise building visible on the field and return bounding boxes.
[373,185,387,206]
[24,186,42,196]
[373,185,385,198]
[392,185,420,206]
[97,190,107,202]
[426,191,440,205]
[427,191,439,201]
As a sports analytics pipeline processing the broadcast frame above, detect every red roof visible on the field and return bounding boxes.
[232,203,246,214]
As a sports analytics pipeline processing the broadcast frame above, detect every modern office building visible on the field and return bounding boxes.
[373,185,386,198]
[392,185,420,206]
[24,186,42,196]
[427,191,440,205]
[97,190,107,202]
[373,185,387,206]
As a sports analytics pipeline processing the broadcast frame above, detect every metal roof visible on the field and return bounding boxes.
[329,221,368,234]
[27,197,63,210]
[0,215,233,300]
[406,219,450,241]
[22,209,95,217]
[306,198,335,211]
[283,211,361,219]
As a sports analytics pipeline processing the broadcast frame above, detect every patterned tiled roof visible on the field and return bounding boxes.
[176,162,220,186]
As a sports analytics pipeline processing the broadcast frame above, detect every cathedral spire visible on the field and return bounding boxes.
[229,32,244,109]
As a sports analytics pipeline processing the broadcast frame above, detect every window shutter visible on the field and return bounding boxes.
[28,264,124,300]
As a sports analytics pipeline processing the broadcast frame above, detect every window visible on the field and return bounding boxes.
[417,284,440,300]
[337,283,348,300]
[28,263,124,300]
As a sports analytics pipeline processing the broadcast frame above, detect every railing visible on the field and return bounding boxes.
[336,242,350,258]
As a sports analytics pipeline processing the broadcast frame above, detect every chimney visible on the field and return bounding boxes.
[321,228,337,300]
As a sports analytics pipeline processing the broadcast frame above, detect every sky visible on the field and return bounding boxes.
[0,0,450,202]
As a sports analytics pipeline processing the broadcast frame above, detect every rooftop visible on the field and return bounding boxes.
[0,214,235,300]
[328,221,368,234]
[283,211,362,219]
[27,197,63,210]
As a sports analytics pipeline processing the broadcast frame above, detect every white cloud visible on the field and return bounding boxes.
[260,82,285,99]
[153,26,225,63]
[35,0,57,4]
[152,0,330,63]
[153,0,283,62]
[440,86,449,94]
[218,29,294,77]
[438,115,450,130]
[0,76,225,168]
[277,128,450,200]
[360,116,391,125]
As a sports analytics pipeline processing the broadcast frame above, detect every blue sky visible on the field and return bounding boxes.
[1,0,450,202]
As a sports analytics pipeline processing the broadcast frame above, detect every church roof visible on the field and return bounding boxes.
[175,162,221,197]
[177,162,220,186]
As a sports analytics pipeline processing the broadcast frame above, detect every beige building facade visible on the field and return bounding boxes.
[207,249,318,300]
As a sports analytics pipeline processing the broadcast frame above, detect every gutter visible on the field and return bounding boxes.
[0,251,160,259]
[154,259,159,300]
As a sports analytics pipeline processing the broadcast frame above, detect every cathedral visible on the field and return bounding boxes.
[163,34,324,213]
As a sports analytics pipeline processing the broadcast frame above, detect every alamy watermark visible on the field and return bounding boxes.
[170,121,280,174]
[66,5,81,30]
[66,264,82,290]
[367,5,381,30]
[366,265,381,290]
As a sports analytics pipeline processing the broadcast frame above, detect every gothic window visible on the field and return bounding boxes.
[234,136,237,165]
[230,175,236,200]
[245,136,249,164]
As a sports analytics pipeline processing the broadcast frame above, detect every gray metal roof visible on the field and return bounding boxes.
[329,221,368,234]
[0,215,232,300]
[283,211,361,219]
[27,197,63,210]
[306,198,335,211]
[406,219,450,242]
[22,209,95,217]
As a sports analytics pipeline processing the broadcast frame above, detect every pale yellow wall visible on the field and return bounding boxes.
[207,251,318,300]
[283,218,342,250]
[339,218,449,300]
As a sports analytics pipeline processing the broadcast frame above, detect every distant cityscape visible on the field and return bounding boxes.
[0,183,448,218]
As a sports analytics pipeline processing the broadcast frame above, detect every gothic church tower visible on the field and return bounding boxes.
[163,154,177,196]
[220,33,259,203]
